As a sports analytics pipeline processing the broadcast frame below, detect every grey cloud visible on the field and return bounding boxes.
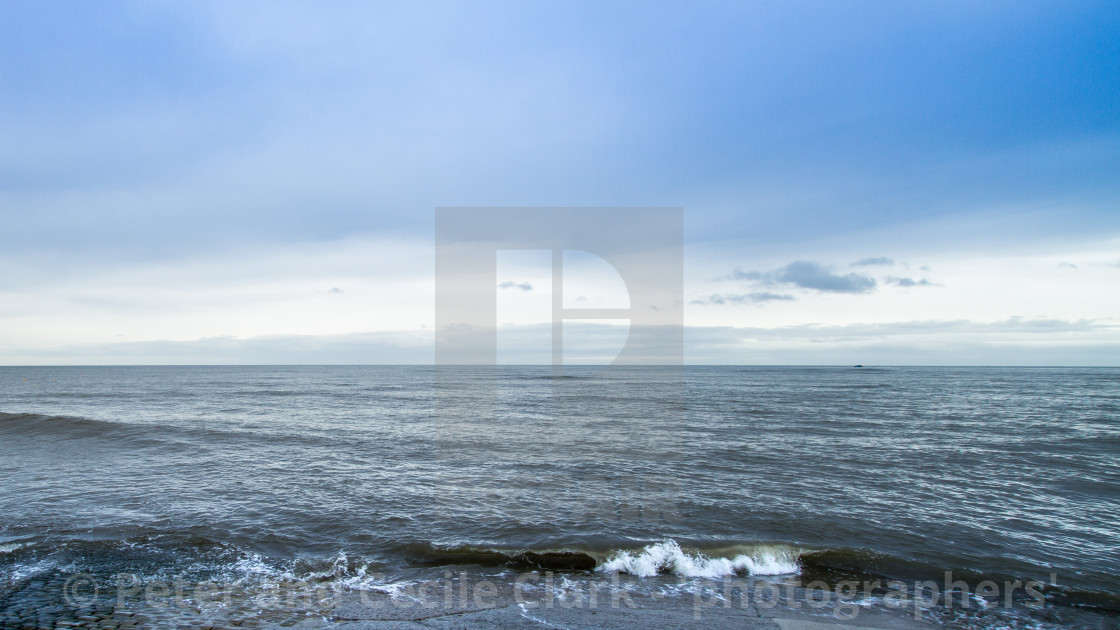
[1058,262,1077,269]
[328,287,345,294]
[731,261,876,294]
[498,281,533,292]
[887,277,936,287]
[850,257,894,267]
[694,292,795,305]
[779,262,876,293]
[728,268,763,281]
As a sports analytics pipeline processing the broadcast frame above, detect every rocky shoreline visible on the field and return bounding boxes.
[3,568,1111,630]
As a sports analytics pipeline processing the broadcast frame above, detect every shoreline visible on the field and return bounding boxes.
[4,568,1112,629]
[322,580,940,629]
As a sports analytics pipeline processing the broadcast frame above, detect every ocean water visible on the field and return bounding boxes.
[1,366,1118,626]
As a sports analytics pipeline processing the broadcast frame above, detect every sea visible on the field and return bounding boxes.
[1,366,1117,628]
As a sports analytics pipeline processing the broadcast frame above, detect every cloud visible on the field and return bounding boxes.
[498,281,533,292]
[693,292,795,305]
[683,319,1120,366]
[11,317,1111,366]
[690,317,1112,342]
[850,257,894,267]
[886,277,936,287]
[731,261,877,294]
[1,331,434,366]
[327,287,345,294]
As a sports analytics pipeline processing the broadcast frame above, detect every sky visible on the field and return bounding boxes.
[1,0,1118,365]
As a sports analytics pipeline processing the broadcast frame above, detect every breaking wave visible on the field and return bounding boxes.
[598,540,801,578]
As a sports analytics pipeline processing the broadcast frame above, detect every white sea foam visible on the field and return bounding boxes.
[303,550,351,582]
[333,558,391,591]
[3,557,56,586]
[598,540,800,578]
[370,579,424,602]
[0,542,26,554]
[226,552,297,584]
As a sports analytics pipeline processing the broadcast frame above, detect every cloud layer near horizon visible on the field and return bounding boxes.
[4,318,1115,366]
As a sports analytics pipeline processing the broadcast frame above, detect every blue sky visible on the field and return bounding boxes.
[2,1,1118,364]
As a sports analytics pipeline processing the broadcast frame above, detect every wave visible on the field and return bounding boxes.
[0,411,196,449]
[0,542,27,555]
[599,540,800,578]
[385,540,1120,611]
[396,539,800,577]
[3,533,1117,612]
[0,411,134,438]
[0,410,348,449]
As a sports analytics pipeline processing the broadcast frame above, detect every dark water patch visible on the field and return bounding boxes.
[0,410,362,452]
[228,388,313,397]
[800,548,1120,612]
[0,411,120,435]
[396,543,598,571]
[0,412,165,448]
